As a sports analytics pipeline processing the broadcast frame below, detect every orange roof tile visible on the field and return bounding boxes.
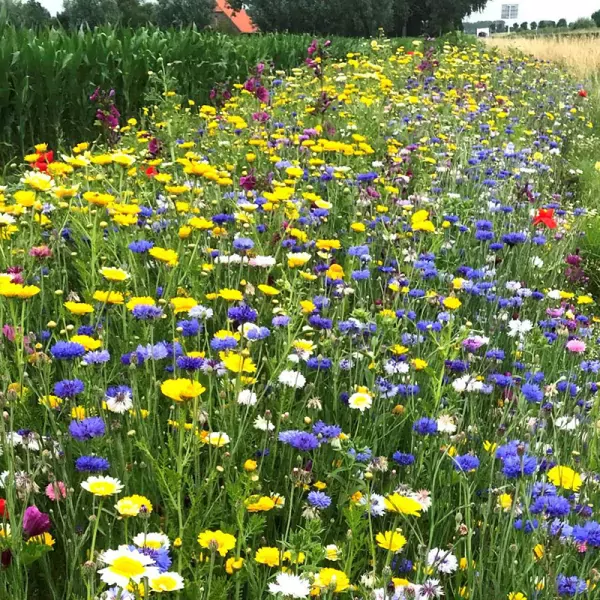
[214,0,258,33]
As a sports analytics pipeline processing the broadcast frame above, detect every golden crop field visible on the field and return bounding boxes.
[487,36,600,82]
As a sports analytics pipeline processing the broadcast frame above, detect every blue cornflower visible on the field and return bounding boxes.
[82,350,111,365]
[132,305,164,320]
[392,451,415,466]
[348,245,370,257]
[454,454,480,472]
[129,544,171,572]
[307,491,331,509]
[308,315,332,330]
[522,383,544,403]
[306,357,332,370]
[312,421,341,440]
[351,269,370,280]
[278,430,320,451]
[502,455,537,478]
[246,326,270,341]
[69,417,105,441]
[272,315,290,327]
[176,356,204,371]
[54,379,85,398]
[128,240,154,253]
[75,455,110,472]
[556,575,587,596]
[412,418,438,435]
[531,496,571,517]
[232,237,254,251]
[228,304,258,324]
[514,518,539,533]
[178,319,201,337]
[501,232,527,245]
[210,335,238,351]
[50,341,86,360]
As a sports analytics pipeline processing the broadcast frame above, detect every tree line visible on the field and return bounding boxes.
[465,12,600,34]
[1,0,488,36]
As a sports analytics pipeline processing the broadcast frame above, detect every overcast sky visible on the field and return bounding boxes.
[39,0,599,21]
[466,0,598,22]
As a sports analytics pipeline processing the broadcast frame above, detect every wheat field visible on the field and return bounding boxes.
[486,36,600,82]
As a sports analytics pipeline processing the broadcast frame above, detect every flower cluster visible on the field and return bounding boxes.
[0,38,597,600]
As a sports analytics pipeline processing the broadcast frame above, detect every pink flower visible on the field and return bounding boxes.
[29,245,52,259]
[566,339,586,353]
[45,481,67,501]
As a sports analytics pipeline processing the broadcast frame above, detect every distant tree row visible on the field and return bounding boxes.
[0,0,216,28]
[465,12,600,35]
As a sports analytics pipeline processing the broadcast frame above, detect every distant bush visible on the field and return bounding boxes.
[570,17,597,30]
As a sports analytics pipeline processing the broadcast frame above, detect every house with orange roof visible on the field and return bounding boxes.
[214,0,258,33]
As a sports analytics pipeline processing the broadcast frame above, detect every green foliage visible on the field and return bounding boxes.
[60,0,121,27]
[230,0,486,37]
[593,9,600,27]
[0,0,51,27]
[570,17,597,30]
[226,0,393,37]
[557,18,567,27]
[0,25,364,160]
[155,0,214,29]
[530,21,536,30]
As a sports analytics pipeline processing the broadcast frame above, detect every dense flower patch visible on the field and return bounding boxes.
[0,39,597,599]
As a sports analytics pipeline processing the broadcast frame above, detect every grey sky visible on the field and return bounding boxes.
[466,0,598,22]
[39,0,599,21]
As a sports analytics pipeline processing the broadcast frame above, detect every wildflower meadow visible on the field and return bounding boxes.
[0,38,599,600]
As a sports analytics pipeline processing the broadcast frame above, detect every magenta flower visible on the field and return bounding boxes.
[23,506,51,538]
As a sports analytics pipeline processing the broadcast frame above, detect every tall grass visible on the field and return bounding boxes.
[486,36,600,83]
[487,34,600,299]
[0,24,374,159]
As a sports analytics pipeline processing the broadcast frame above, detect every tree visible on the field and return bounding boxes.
[592,9,600,27]
[510,21,519,32]
[232,0,486,37]
[529,21,536,30]
[520,21,527,30]
[155,0,214,28]
[570,17,597,29]
[0,0,51,26]
[116,0,156,25]
[60,0,121,27]
[556,18,567,27]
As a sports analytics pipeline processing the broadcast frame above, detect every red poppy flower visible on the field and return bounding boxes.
[532,208,557,229]
[578,89,588,98]
[145,166,158,178]
[0,498,7,518]
[34,150,54,172]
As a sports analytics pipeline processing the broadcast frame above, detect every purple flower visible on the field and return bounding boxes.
[75,456,110,472]
[412,417,438,435]
[278,430,320,451]
[133,305,164,320]
[502,454,537,478]
[556,574,587,596]
[23,506,51,538]
[69,417,106,441]
[454,454,480,472]
[50,341,86,360]
[54,379,85,398]
[307,491,331,509]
